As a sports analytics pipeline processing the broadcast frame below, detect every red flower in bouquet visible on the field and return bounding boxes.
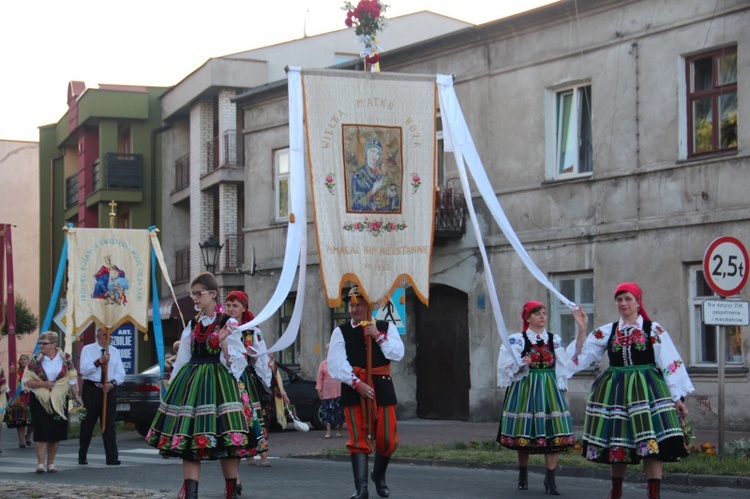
[343,1,388,64]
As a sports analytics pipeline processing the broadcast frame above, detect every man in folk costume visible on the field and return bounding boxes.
[328,286,404,498]
[78,327,126,465]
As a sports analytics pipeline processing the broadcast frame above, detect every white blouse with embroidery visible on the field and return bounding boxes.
[496,329,576,390]
[565,315,695,401]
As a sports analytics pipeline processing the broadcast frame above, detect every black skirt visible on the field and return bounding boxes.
[29,392,69,442]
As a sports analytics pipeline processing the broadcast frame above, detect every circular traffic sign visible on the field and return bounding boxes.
[703,236,749,296]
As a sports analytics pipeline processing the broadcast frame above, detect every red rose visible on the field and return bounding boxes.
[594,330,603,339]
[610,446,627,462]
[194,435,209,449]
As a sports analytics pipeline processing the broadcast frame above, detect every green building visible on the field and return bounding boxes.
[38,81,167,371]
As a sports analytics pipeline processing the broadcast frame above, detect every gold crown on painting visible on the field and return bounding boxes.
[364,139,382,153]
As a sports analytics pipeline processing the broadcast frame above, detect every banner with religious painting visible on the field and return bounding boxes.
[302,69,436,307]
[65,228,151,335]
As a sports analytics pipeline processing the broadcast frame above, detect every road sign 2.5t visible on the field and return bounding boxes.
[703,236,749,297]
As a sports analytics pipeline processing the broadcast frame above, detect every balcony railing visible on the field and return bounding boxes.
[65,174,79,209]
[175,153,190,191]
[206,129,237,172]
[434,188,467,240]
[103,152,143,189]
[175,248,190,282]
[224,233,244,270]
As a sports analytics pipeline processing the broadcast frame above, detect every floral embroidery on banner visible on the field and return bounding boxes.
[342,218,407,236]
[410,172,421,193]
[324,172,336,194]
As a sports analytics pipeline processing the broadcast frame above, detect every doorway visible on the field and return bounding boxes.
[415,285,469,420]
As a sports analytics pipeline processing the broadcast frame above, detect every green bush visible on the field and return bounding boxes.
[1,296,39,337]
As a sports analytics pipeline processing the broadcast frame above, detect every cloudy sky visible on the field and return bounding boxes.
[0,0,556,141]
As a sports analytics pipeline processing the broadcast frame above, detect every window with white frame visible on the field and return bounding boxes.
[274,148,290,221]
[685,46,737,158]
[550,273,595,345]
[279,293,300,365]
[546,83,592,179]
[689,266,743,365]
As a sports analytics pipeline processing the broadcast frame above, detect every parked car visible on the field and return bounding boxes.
[115,363,162,436]
[273,362,325,431]
[115,361,325,436]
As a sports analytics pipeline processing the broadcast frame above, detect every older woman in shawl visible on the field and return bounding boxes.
[22,331,83,473]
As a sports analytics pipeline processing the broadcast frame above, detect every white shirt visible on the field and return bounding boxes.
[172,313,247,381]
[328,320,404,387]
[79,341,126,384]
[41,350,77,386]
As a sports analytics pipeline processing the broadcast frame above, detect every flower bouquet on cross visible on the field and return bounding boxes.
[343,0,388,67]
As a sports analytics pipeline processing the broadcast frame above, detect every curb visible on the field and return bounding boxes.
[293,453,750,490]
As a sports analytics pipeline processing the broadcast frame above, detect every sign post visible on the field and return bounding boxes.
[702,236,749,456]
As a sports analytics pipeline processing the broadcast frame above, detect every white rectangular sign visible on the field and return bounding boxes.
[702,300,750,326]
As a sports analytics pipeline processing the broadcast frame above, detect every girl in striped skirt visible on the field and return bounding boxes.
[568,283,693,499]
[496,301,588,495]
[146,272,254,499]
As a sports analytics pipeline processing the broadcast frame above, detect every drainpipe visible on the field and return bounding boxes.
[632,41,641,223]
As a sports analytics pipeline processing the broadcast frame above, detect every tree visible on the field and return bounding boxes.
[1,296,39,337]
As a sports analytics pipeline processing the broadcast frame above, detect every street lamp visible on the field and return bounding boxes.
[199,236,223,273]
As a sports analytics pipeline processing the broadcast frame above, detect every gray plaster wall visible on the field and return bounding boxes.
[237,0,750,428]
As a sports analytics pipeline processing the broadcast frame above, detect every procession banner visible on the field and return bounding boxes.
[65,228,151,335]
[302,69,436,307]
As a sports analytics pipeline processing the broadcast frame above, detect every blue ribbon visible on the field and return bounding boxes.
[149,226,166,396]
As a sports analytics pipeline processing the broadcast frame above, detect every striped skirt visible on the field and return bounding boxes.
[145,359,255,461]
[497,369,574,454]
[581,364,688,464]
[239,369,268,455]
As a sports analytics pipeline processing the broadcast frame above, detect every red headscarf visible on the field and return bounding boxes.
[614,282,651,321]
[225,290,255,323]
[521,301,545,331]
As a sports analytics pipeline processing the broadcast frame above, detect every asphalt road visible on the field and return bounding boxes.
[0,421,747,498]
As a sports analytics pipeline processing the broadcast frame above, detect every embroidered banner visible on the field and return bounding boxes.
[302,69,436,307]
[65,228,151,334]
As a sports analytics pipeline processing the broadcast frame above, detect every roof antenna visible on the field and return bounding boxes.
[303,8,309,38]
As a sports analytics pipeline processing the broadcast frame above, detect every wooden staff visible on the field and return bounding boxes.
[101,327,111,432]
[102,200,116,431]
[363,301,376,443]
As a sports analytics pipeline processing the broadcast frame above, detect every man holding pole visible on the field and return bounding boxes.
[78,327,125,465]
[328,286,404,499]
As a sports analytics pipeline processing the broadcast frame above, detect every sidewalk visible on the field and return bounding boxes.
[265,418,749,490]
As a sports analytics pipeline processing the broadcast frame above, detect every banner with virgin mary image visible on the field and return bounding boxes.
[302,69,436,307]
[65,228,151,334]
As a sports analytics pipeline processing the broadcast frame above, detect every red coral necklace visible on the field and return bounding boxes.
[193,317,217,343]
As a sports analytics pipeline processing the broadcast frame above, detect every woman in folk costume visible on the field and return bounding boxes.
[21,331,83,473]
[4,354,34,447]
[146,272,254,499]
[224,290,272,492]
[569,283,693,499]
[496,301,587,495]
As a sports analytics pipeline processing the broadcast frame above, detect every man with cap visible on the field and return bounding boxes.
[328,286,404,499]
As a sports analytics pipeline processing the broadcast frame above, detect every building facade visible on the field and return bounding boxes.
[38,82,167,371]
[234,0,750,429]
[0,139,40,375]
[158,12,472,354]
